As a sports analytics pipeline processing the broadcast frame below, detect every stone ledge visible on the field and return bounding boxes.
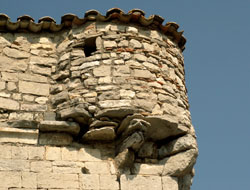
[0,127,38,145]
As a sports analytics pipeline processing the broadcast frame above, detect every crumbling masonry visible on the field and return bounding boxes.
[0,8,198,190]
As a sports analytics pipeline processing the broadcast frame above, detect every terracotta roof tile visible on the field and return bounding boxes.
[0,8,186,50]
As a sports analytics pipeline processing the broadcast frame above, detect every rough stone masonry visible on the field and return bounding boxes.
[0,8,198,190]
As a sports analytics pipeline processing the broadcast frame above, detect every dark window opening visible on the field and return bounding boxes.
[83,37,97,57]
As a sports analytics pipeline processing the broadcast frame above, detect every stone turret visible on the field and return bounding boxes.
[0,8,198,190]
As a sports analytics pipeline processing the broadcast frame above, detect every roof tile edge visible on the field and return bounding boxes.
[0,8,186,51]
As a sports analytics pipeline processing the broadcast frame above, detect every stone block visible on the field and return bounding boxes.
[39,133,73,146]
[29,56,57,66]
[0,81,5,90]
[84,161,110,174]
[132,69,156,79]
[52,161,84,174]
[3,47,30,59]
[19,81,49,96]
[28,146,45,160]
[39,121,80,135]
[82,127,116,141]
[0,97,19,110]
[103,41,117,48]
[37,173,79,189]
[132,163,163,175]
[0,159,29,171]
[78,147,101,161]
[9,112,33,120]
[0,56,27,72]
[98,100,132,109]
[79,61,100,70]
[45,146,61,160]
[162,176,178,190]
[21,172,37,188]
[120,175,162,190]
[62,147,78,161]
[0,145,12,159]
[100,175,119,190]
[0,127,38,145]
[18,73,47,83]
[93,65,111,77]
[159,134,197,158]
[30,161,52,173]
[0,171,21,188]
[1,72,18,82]
[11,146,28,160]
[161,149,198,176]
[113,65,131,77]
[20,103,47,112]
[79,174,99,190]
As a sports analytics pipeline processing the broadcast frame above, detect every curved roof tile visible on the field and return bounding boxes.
[0,8,186,50]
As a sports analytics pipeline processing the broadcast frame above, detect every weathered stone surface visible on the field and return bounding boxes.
[0,127,38,144]
[80,174,99,189]
[0,145,11,159]
[96,108,137,119]
[0,97,19,110]
[129,39,142,48]
[0,171,21,188]
[28,146,45,160]
[134,54,147,62]
[58,105,91,124]
[79,61,99,69]
[7,120,38,129]
[51,91,69,106]
[144,116,186,141]
[159,134,197,158]
[82,127,116,141]
[29,56,57,66]
[98,100,132,108]
[20,104,47,112]
[0,159,29,171]
[3,47,30,59]
[114,148,134,169]
[31,161,52,173]
[133,99,156,112]
[121,174,162,190]
[119,132,144,152]
[52,160,84,174]
[93,65,111,76]
[132,163,163,175]
[39,121,80,135]
[0,56,27,72]
[178,173,193,190]
[99,175,119,190]
[160,149,198,177]
[103,41,117,48]
[39,133,73,146]
[30,64,51,76]
[78,147,102,162]
[89,120,118,129]
[21,172,37,188]
[133,69,156,79]
[162,176,179,190]
[138,142,157,158]
[61,147,78,161]
[45,146,61,160]
[37,173,79,189]
[19,81,49,96]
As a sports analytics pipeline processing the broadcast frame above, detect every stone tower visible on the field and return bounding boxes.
[0,8,198,190]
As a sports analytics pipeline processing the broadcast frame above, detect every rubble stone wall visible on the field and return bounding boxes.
[0,21,198,190]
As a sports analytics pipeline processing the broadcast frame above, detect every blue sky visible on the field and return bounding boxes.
[1,0,250,189]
